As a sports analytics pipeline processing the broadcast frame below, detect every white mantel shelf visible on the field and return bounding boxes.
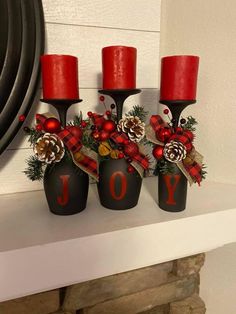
[0,177,236,302]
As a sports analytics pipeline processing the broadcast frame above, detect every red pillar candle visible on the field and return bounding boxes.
[160,55,199,101]
[102,46,137,89]
[41,54,79,99]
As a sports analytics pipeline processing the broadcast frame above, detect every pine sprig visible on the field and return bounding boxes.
[126,105,148,122]
[153,160,178,176]
[72,111,83,126]
[200,164,207,181]
[183,116,198,132]
[24,156,44,181]
[25,128,42,146]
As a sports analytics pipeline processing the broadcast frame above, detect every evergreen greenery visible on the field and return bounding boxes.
[24,156,44,181]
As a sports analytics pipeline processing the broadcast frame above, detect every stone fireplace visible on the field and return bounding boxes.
[0,254,206,314]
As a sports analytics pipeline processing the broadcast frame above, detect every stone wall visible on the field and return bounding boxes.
[0,254,206,314]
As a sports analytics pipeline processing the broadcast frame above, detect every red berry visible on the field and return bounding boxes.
[19,114,25,122]
[127,165,135,173]
[163,109,169,115]
[152,145,164,159]
[106,110,111,116]
[127,158,132,163]
[36,124,43,131]
[118,152,124,159]
[110,104,115,109]
[99,96,105,102]
[87,111,93,117]
[180,118,186,125]
[43,118,61,133]
[92,131,100,140]
[81,121,87,128]
[102,120,116,133]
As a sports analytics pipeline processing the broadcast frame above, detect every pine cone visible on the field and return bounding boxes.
[163,140,187,163]
[117,116,145,142]
[34,133,65,164]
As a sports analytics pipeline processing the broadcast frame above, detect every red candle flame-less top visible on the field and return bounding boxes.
[102,46,137,89]
[160,55,199,101]
[41,55,79,99]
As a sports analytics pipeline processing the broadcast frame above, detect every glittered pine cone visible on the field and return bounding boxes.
[117,116,145,142]
[34,133,65,164]
[163,140,187,163]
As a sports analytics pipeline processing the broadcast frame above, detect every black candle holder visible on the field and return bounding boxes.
[160,99,196,128]
[98,89,141,122]
[40,98,83,127]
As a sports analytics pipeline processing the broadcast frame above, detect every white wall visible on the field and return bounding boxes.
[160,1,236,313]
[0,0,161,195]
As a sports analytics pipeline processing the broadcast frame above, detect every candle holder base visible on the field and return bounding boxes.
[160,99,196,128]
[99,89,141,122]
[40,98,83,127]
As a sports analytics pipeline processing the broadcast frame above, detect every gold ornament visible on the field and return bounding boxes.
[98,141,112,156]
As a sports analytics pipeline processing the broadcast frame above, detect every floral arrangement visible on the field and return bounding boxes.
[146,109,207,185]
[23,96,150,181]
[71,96,150,177]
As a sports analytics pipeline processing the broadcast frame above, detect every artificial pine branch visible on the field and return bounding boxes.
[153,159,178,176]
[25,128,42,146]
[72,111,83,126]
[183,116,198,132]
[126,105,148,122]
[24,156,44,181]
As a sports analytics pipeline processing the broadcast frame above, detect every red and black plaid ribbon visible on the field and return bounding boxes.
[58,129,82,153]
[184,161,202,185]
[170,133,193,152]
[110,131,129,143]
[149,115,202,184]
[58,128,98,178]
[133,153,149,170]
[77,154,98,177]
[150,115,168,131]
[111,131,149,171]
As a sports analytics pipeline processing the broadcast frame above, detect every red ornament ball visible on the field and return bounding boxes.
[102,120,116,133]
[36,124,43,131]
[99,96,105,102]
[67,126,83,140]
[118,152,124,159]
[87,111,93,117]
[105,110,111,116]
[43,118,61,133]
[124,142,139,157]
[163,108,169,115]
[184,130,194,141]
[152,145,164,160]
[155,127,172,142]
[19,114,25,122]
[127,165,135,173]
[99,130,110,141]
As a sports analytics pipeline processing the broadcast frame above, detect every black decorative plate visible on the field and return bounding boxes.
[0,0,45,155]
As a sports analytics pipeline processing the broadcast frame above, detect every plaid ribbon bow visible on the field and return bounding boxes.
[149,115,203,185]
[110,131,149,176]
[36,114,98,180]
